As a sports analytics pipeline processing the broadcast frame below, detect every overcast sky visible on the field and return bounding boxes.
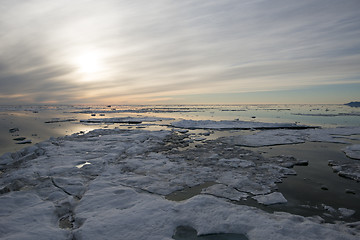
[1,0,360,104]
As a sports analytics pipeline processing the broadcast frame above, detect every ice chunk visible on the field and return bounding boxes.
[202,184,248,201]
[328,160,360,181]
[252,192,288,205]
[338,208,356,217]
[342,145,360,160]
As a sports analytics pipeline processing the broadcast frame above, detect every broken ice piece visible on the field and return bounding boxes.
[342,144,360,160]
[252,192,287,205]
[338,208,356,217]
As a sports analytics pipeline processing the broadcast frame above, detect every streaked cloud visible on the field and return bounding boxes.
[1,0,359,104]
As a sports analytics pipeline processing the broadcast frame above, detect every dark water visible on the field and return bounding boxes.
[253,142,360,222]
[173,226,248,240]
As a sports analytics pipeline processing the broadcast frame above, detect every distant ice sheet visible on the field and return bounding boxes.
[225,127,360,147]
[80,116,174,124]
[171,119,314,130]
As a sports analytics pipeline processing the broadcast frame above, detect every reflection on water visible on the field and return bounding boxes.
[1,104,359,155]
[246,142,360,222]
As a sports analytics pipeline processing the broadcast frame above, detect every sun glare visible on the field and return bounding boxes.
[76,52,102,74]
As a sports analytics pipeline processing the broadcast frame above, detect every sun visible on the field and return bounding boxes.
[76,52,102,74]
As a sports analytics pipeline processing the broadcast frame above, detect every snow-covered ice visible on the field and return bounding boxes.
[328,160,360,182]
[224,127,360,147]
[342,145,360,160]
[252,192,288,205]
[1,127,360,239]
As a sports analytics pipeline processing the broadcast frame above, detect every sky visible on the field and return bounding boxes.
[0,0,360,105]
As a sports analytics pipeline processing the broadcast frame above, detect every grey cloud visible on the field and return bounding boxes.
[1,0,360,104]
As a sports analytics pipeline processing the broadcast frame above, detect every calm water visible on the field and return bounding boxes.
[1,104,359,155]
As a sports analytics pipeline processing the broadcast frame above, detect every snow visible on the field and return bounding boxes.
[328,160,360,182]
[0,128,359,239]
[339,208,356,218]
[252,192,288,205]
[342,145,360,160]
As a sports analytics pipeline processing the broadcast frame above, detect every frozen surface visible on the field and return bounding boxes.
[342,145,360,160]
[252,192,288,205]
[328,160,360,182]
[171,120,313,130]
[80,116,174,123]
[225,127,360,147]
[1,128,360,239]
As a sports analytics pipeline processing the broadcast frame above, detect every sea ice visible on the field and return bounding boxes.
[328,160,360,182]
[339,208,356,217]
[80,116,174,124]
[342,145,360,160]
[225,127,360,147]
[171,119,312,130]
[0,128,359,239]
[252,192,288,205]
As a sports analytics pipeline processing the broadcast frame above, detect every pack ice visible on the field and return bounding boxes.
[0,126,359,239]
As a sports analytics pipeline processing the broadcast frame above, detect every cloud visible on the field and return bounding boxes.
[0,0,360,104]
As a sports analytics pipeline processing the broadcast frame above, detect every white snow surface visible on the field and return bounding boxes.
[252,192,288,205]
[342,145,360,160]
[0,128,359,239]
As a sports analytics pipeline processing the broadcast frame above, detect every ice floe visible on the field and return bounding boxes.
[342,145,360,160]
[339,208,356,218]
[0,128,359,239]
[328,160,360,182]
[252,192,288,205]
[223,127,360,147]
[80,116,174,124]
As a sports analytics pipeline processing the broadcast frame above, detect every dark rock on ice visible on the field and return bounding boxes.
[321,185,329,191]
[13,137,26,141]
[16,139,32,144]
[345,189,356,195]
[9,128,19,133]
[44,119,77,124]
